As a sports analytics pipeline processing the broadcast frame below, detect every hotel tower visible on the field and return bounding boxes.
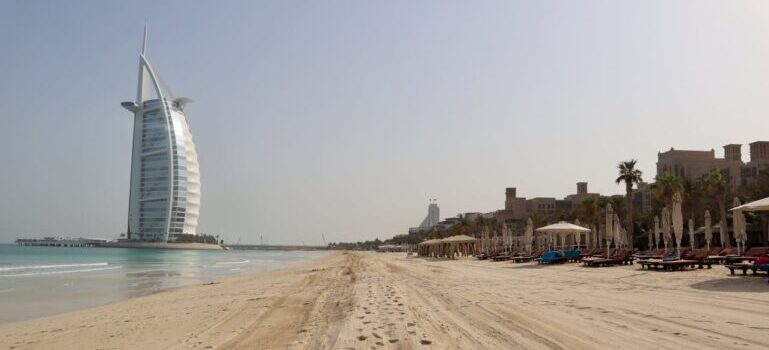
[121,27,200,242]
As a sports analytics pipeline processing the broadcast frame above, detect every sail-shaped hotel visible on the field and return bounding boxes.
[121,28,200,242]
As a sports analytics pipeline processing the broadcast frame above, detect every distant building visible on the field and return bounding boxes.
[742,141,769,185]
[408,200,440,234]
[495,187,527,222]
[526,197,556,215]
[564,182,601,207]
[656,142,769,189]
[632,182,655,214]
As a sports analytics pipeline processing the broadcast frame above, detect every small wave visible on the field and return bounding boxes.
[0,266,122,277]
[215,259,250,265]
[0,262,109,272]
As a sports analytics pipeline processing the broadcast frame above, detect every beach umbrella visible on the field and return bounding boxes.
[613,214,623,248]
[501,224,508,251]
[732,196,769,211]
[733,197,747,255]
[704,210,712,251]
[605,203,614,254]
[647,226,653,251]
[672,192,684,255]
[654,216,660,250]
[524,218,533,253]
[719,215,729,248]
[688,218,695,248]
[574,219,582,248]
[662,207,672,249]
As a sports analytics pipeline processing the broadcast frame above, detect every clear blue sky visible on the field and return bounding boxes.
[2,1,769,244]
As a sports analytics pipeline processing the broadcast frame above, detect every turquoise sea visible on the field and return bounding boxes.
[0,244,326,323]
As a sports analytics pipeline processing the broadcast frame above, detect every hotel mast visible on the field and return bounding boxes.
[121,27,201,242]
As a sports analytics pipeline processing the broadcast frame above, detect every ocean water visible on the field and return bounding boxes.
[0,244,326,323]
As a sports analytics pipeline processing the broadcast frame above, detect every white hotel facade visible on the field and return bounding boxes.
[121,28,200,242]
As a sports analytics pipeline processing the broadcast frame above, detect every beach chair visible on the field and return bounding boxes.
[657,250,709,271]
[584,250,632,267]
[633,248,660,260]
[492,250,517,262]
[585,248,606,258]
[562,248,582,263]
[537,251,562,264]
[724,247,769,275]
[706,247,738,264]
[510,250,541,263]
[725,247,769,264]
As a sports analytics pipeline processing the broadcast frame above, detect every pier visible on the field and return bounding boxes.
[15,237,108,247]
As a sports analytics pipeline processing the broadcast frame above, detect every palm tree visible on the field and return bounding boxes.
[704,170,730,247]
[616,160,643,249]
[653,174,683,207]
[681,176,704,224]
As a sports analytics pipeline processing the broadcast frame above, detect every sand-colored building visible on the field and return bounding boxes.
[656,141,769,189]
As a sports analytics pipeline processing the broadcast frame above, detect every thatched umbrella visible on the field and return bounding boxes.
[733,197,747,255]
[672,192,684,256]
[654,216,661,250]
[662,206,671,249]
[688,218,695,248]
[605,203,614,255]
[704,210,713,251]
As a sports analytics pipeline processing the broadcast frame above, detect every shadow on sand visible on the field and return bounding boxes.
[689,276,769,292]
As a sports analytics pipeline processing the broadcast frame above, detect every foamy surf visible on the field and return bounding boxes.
[0,265,123,277]
[0,262,109,272]
[215,259,250,265]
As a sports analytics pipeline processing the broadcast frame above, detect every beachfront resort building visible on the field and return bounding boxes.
[409,200,440,234]
[656,141,769,189]
[494,183,602,222]
[121,28,201,242]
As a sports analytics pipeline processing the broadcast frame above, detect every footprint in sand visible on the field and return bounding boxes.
[357,335,367,341]
[420,339,432,345]
[389,339,399,343]
[407,322,416,327]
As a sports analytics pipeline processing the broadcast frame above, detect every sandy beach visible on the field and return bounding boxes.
[1,251,768,349]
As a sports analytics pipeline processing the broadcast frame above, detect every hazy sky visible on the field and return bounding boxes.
[2,1,769,244]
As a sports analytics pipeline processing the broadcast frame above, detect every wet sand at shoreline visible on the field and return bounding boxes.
[1,251,768,349]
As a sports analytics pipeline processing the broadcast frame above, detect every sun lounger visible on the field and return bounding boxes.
[706,247,737,264]
[583,249,632,267]
[581,248,605,259]
[510,250,541,263]
[562,248,583,262]
[724,247,769,264]
[492,251,518,261]
[537,251,562,264]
